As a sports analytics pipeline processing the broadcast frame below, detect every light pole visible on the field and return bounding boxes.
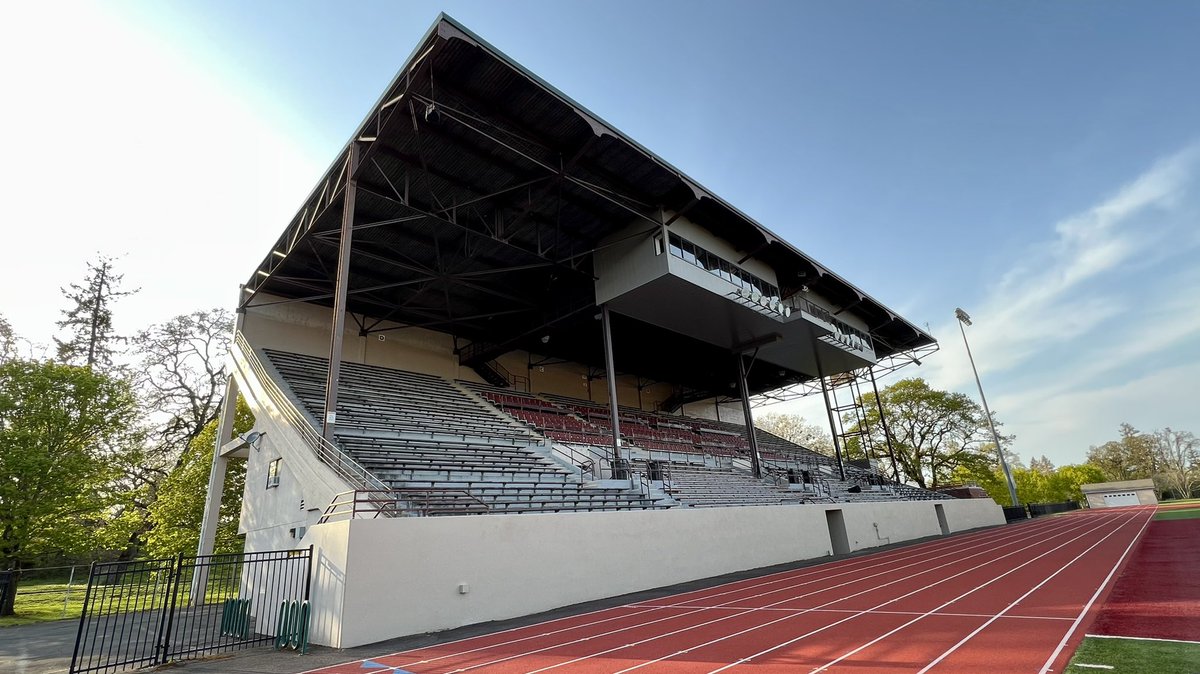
[955,308,1020,507]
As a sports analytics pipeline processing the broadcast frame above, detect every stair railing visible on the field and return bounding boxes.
[233,332,390,494]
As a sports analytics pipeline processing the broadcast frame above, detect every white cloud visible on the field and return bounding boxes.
[759,143,1200,465]
[932,143,1199,384]
[998,360,1200,466]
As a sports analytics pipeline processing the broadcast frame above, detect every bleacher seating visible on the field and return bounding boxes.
[264,350,952,512]
[653,463,810,508]
[263,350,661,514]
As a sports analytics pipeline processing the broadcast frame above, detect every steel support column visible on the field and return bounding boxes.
[736,354,763,479]
[812,340,847,481]
[600,306,624,478]
[193,292,246,603]
[322,143,360,441]
[868,367,902,483]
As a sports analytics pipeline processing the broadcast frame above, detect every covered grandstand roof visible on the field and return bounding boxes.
[241,14,935,397]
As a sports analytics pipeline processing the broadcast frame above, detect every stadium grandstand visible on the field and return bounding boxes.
[198,14,1003,648]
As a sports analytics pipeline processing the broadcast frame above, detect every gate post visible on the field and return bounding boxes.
[68,562,98,674]
[157,554,185,665]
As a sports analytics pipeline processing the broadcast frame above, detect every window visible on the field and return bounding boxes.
[681,240,697,265]
[666,232,781,300]
[266,458,281,489]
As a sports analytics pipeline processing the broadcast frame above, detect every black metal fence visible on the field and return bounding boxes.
[69,547,311,674]
[1002,505,1028,521]
[1028,501,1082,517]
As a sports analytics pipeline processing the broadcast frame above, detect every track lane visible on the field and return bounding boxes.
[620,511,1123,674]
[303,513,1076,674]
[808,508,1149,673]
[300,509,1152,674]
[541,512,1118,674]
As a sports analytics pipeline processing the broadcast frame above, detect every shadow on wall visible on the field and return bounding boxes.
[310,547,346,647]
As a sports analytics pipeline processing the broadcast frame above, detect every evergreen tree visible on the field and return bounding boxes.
[54,255,138,369]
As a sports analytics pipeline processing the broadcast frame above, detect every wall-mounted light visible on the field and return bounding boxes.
[241,431,266,452]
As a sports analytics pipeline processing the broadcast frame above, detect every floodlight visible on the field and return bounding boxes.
[954,308,972,325]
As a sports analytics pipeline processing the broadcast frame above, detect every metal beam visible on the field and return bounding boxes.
[600,305,624,476]
[322,142,360,441]
[868,367,902,483]
[736,353,763,479]
[811,337,846,481]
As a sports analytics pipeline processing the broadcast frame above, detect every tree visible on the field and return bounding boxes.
[0,360,138,613]
[852,378,998,489]
[1086,423,1159,482]
[1152,428,1199,499]
[145,398,253,558]
[1029,455,1055,474]
[54,255,138,369]
[111,309,234,557]
[952,460,1106,507]
[756,413,834,454]
[0,314,18,363]
[133,309,234,465]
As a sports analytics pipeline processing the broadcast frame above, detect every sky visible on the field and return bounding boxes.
[1,1,1197,466]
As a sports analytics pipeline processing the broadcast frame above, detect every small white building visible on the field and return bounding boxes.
[1081,479,1158,508]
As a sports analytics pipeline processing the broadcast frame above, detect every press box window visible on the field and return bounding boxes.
[266,458,281,489]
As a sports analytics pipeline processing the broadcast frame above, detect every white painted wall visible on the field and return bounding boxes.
[304,498,1003,648]
[231,340,355,553]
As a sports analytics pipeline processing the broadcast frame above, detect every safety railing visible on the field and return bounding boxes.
[318,488,490,522]
[547,441,597,480]
[233,332,390,494]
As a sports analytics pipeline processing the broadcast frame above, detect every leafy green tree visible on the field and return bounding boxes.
[848,378,998,489]
[0,314,18,363]
[145,397,252,558]
[1086,423,1159,482]
[1152,428,1199,499]
[55,255,138,369]
[756,413,834,455]
[953,460,1105,507]
[0,360,138,614]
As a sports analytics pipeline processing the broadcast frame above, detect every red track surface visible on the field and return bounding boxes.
[1089,515,1200,642]
[304,507,1155,674]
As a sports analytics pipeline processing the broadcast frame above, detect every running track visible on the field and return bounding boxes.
[305,506,1155,674]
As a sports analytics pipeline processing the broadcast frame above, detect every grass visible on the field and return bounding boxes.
[1160,497,1200,505]
[1155,506,1200,520]
[1066,636,1200,673]
[1155,499,1200,521]
[1,575,249,628]
[0,577,85,627]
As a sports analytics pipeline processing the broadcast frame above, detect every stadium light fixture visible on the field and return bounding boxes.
[955,308,1019,506]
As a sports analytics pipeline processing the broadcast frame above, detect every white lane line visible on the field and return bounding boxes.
[607,513,1124,674]
[1085,633,1200,645]
[297,512,1084,674]
[633,605,1074,621]
[1073,664,1114,670]
[1039,506,1156,674]
[639,513,1063,609]
[467,513,1108,674]
[913,509,1148,673]
[724,511,1137,674]
[381,512,1089,672]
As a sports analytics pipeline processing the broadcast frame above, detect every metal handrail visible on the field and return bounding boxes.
[319,488,490,522]
[548,440,596,480]
[233,332,390,494]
